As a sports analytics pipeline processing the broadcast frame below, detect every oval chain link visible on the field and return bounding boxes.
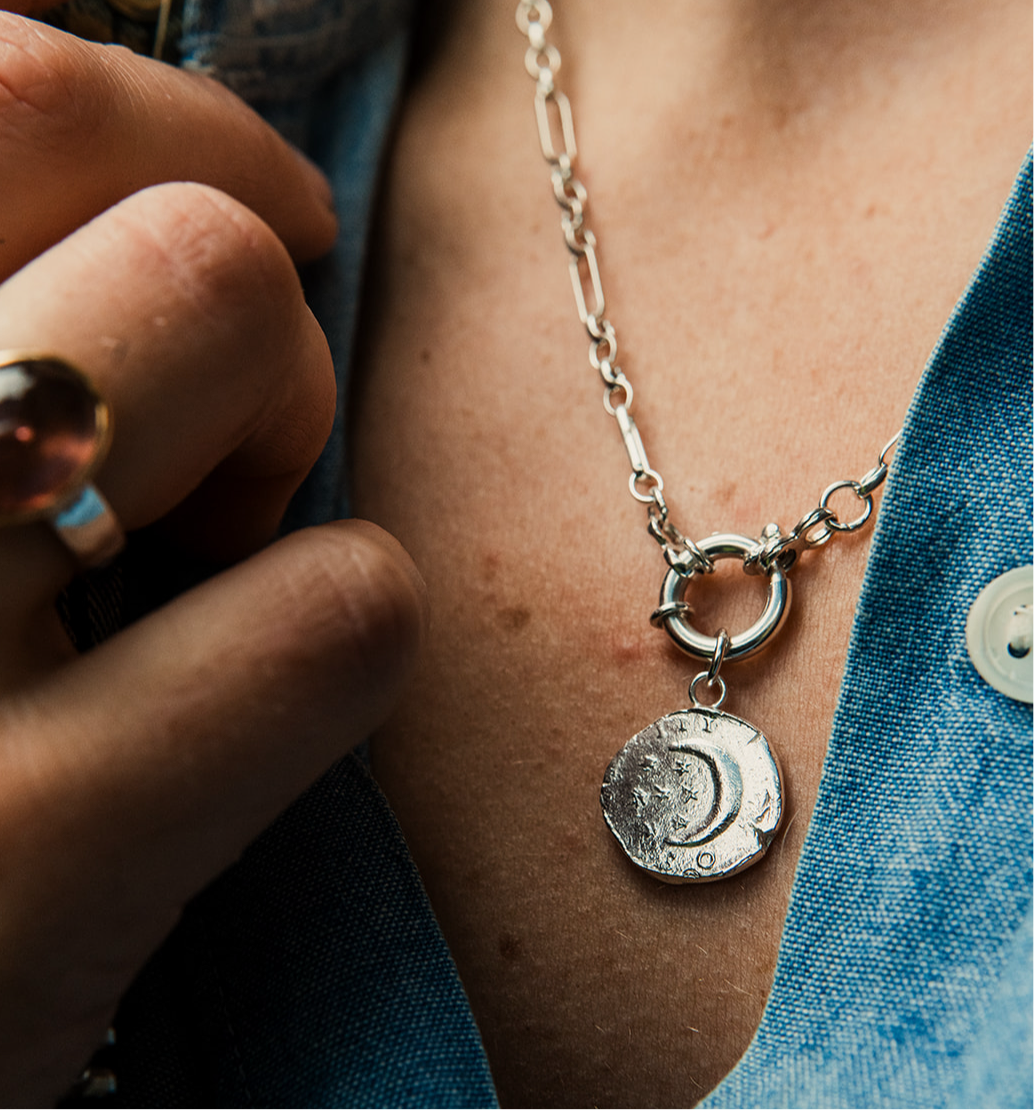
[516,1,900,581]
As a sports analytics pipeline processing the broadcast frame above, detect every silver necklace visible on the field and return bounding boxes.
[516,2,899,883]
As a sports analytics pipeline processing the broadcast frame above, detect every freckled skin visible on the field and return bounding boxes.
[353,3,1031,1105]
[610,634,652,666]
[498,606,532,632]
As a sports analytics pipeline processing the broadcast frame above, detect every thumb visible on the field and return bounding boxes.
[0,519,425,1104]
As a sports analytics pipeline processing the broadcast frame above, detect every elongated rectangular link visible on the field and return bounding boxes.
[568,236,604,322]
[518,0,902,577]
[615,404,650,476]
[534,87,576,163]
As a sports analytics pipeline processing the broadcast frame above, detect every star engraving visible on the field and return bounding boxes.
[671,757,701,801]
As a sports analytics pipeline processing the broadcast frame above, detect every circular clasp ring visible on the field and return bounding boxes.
[656,533,791,662]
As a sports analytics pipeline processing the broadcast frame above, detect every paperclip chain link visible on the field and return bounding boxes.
[516,1,900,582]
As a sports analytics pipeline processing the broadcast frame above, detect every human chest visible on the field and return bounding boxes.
[349,10,1028,1102]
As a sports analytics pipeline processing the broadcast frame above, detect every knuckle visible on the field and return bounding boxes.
[252,331,337,476]
[280,523,425,678]
[0,15,110,151]
[101,182,335,475]
[110,182,307,346]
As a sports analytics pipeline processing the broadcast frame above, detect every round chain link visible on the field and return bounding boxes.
[516,2,900,587]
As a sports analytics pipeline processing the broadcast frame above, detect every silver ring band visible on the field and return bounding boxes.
[52,484,125,567]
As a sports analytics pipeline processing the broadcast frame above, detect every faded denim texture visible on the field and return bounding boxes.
[701,154,1033,1110]
[85,2,1031,1105]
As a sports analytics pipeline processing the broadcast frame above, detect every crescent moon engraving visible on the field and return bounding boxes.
[600,708,782,883]
[663,738,744,848]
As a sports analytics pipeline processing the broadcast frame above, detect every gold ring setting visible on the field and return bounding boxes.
[0,351,124,567]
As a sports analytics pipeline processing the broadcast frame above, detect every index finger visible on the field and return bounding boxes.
[0,13,338,277]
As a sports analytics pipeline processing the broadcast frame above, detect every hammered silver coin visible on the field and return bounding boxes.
[601,708,782,882]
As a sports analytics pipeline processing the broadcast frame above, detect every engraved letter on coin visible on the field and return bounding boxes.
[600,709,782,882]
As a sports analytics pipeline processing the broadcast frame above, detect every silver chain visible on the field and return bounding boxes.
[516,0,900,583]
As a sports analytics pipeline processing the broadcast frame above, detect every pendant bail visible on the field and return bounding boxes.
[688,627,730,709]
[707,627,730,682]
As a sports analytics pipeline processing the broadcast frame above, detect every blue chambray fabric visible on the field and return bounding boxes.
[97,1,1031,1104]
[112,759,497,1107]
[702,155,1034,1110]
[179,0,411,110]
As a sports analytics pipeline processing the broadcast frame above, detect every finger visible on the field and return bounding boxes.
[1,1,55,14]
[0,519,427,1106]
[0,181,336,632]
[0,13,337,278]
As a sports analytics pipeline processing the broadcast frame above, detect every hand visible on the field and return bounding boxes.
[0,15,426,1104]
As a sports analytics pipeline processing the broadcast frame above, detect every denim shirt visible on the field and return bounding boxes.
[93,2,1032,1106]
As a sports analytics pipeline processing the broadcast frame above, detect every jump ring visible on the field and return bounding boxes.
[650,600,692,628]
[707,628,730,682]
[629,468,663,503]
[820,479,873,533]
[603,374,633,414]
[689,671,727,710]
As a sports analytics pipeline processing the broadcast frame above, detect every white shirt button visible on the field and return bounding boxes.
[966,566,1033,703]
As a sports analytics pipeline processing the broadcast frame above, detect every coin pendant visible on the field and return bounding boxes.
[601,709,782,882]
